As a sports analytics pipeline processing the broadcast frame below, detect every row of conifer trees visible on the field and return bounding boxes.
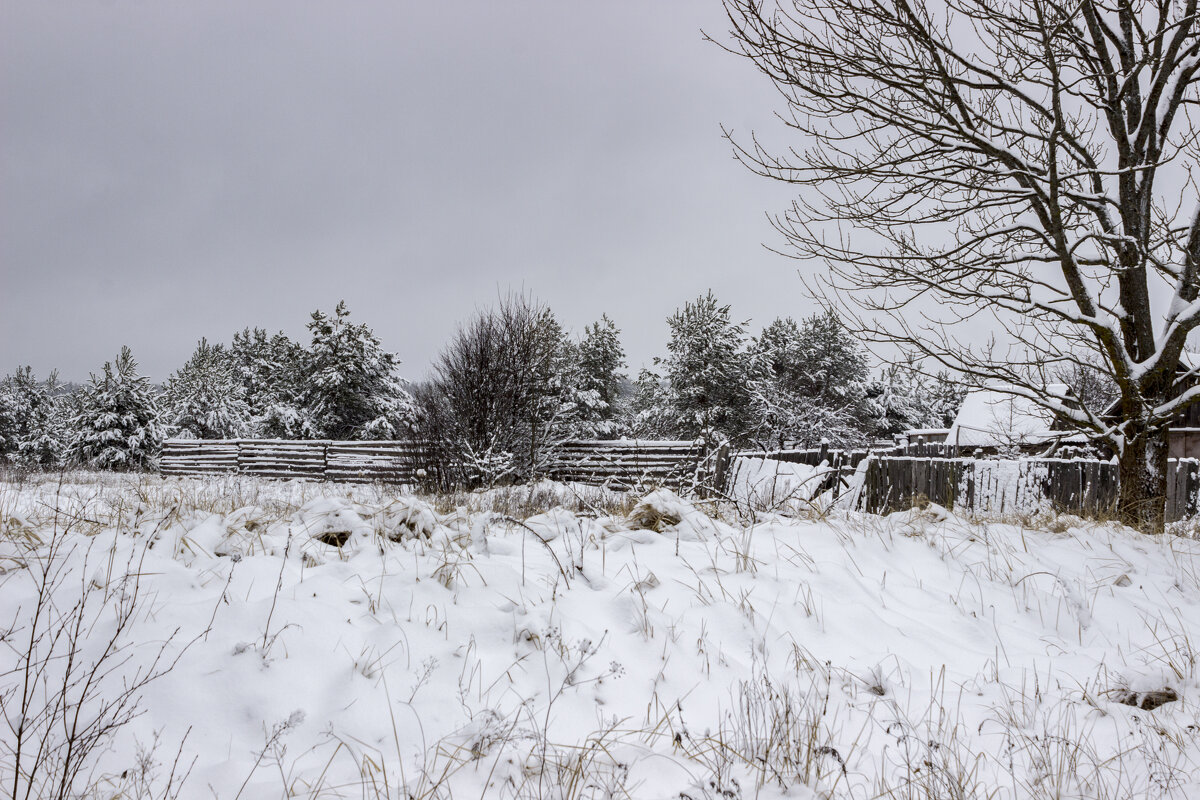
[0,295,963,481]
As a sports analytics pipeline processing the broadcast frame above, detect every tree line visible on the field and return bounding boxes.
[0,294,963,484]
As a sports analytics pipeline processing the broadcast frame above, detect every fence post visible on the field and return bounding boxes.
[711,442,731,498]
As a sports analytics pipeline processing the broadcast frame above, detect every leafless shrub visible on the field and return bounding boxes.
[0,513,194,799]
[414,294,578,489]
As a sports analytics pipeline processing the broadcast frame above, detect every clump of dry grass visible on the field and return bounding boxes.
[420,480,638,520]
[627,504,682,532]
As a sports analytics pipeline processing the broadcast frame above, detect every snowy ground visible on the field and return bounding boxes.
[2,472,1199,799]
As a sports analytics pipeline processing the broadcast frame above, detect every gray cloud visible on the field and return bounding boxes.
[2,0,811,382]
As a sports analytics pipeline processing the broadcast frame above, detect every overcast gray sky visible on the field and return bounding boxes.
[1,0,816,382]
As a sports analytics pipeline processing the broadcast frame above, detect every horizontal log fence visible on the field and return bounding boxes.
[158,440,239,477]
[545,440,716,490]
[324,440,433,485]
[160,438,723,491]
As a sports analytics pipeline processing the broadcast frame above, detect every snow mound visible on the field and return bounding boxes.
[729,456,832,511]
[295,497,372,549]
[370,497,439,541]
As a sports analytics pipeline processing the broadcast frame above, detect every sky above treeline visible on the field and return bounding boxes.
[2,1,817,382]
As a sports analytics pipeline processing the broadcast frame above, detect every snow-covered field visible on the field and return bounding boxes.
[2,472,1199,799]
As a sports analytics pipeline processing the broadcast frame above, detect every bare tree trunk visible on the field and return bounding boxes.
[1117,421,1169,532]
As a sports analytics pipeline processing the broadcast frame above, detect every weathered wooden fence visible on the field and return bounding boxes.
[744,445,1200,521]
[546,440,729,491]
[860,456,1200,521]
[160,438,724,491]
[165,438,1200,520]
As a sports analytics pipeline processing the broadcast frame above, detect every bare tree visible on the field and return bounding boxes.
[721,0,1200,528]
[415,295,578,487]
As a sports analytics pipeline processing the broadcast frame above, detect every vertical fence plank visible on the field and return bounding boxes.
[1167,461,1177,522]
[1185,462,1195,520]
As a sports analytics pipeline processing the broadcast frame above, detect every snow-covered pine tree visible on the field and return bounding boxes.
[71,347,163,471]
[0,367,69,467]
[866,361,927,441]
[230,327,309,438]
[927,371,966,429]
[18,369,70,468]
[744,311,873,449]
[575,314,627,439]
[660,292,751,444]
[745,317,806,448]
[628,368,675,439]
[301,301,416,440]
[31,373,74,467]
[794,310,870,410]
[0,373,19,460]
[162,338,254,439]
[867,359,968,437]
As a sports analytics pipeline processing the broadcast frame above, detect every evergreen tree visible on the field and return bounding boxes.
[867,360,967,437]
[660,292,751,443]
[230,327,308,438]
[163,338,254,439]
[746,319,806,448]
[0,374,20,459]
[576,315,627,438]
[71,347,163,470]
[745,311,873,448]
[927,371,966,429]
[628,368,675,439]
[301,301,416,440]
[524,308,582,458]
[20,370,71,468]
[793,310,870,407]
[866,361,927,440]
[0,367,70,468]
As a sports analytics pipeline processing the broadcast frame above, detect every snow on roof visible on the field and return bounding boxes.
[947,384,1070,448]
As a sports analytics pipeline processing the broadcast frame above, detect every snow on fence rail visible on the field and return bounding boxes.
[160,438,726,491]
